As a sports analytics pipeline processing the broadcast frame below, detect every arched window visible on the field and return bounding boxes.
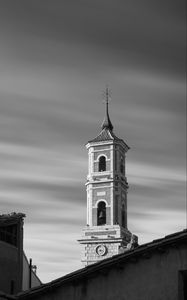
[99,156,106,172]
[97,201,106,225]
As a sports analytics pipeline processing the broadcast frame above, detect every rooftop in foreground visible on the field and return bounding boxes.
[16,228,187,299]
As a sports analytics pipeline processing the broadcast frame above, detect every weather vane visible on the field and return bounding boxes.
[102,85,112,106]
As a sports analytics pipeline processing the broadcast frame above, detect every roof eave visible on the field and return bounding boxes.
[86,139,130,151]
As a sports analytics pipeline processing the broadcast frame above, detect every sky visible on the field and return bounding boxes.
[0,0,186,283]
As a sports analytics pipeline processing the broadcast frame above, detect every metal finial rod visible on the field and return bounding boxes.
[101,86,113,131]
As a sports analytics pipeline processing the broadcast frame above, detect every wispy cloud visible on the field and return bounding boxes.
[0,0,185,283]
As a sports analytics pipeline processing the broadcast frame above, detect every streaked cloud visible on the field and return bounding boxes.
[0,0,185,283]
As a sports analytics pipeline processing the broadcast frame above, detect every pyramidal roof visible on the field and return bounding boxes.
[87,96,129,148]
[88,127,123,143]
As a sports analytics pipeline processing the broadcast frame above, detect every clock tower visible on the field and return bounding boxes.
[78,89,138,266]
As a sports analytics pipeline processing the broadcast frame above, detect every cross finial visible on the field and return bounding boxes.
[102,85,111,106]
[105,85,109,105]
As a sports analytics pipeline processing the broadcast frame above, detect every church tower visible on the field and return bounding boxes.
[78,89,138,266]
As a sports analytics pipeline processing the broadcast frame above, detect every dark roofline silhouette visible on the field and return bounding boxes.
[16,229,187,299]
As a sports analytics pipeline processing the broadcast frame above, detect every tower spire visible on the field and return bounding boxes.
[101,86,113,131]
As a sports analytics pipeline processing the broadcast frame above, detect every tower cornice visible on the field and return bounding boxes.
[86,138,130,152]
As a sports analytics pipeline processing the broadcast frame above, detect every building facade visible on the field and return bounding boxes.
[14,230,187,300]
[0,213,25,294]
[0,213,41,294]
[78,92,137,266]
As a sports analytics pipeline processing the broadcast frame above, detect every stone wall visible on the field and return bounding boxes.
[84,242,120,263]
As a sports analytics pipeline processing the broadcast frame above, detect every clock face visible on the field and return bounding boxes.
[95,244,107,256]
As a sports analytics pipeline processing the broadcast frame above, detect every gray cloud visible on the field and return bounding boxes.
[0,1,185,76]
[0,0,185,283]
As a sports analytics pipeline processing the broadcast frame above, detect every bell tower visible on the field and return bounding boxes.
[78,89,138,266]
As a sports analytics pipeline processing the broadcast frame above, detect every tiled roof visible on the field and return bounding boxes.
[88,128,127,145]
[16,229,187,299]
[87,98,129,147]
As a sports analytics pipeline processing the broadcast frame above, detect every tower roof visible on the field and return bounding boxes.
[88,127,124,144]
[87,89,129,149]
